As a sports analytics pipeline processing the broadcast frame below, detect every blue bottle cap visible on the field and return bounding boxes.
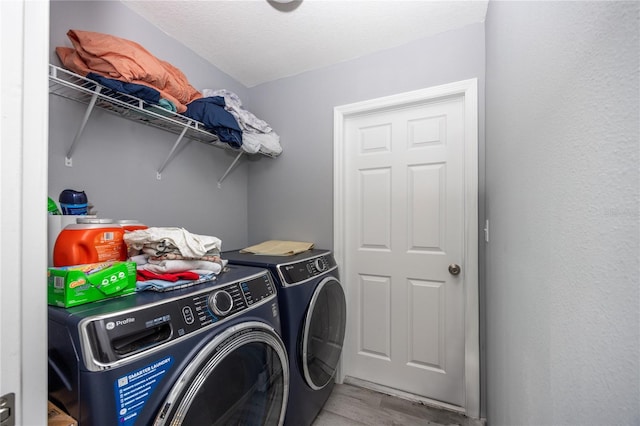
[59,189,88,215]
[59,189,87,204]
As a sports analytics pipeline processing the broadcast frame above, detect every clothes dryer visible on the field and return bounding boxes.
[223,249,346,426]
[48,265,289,426]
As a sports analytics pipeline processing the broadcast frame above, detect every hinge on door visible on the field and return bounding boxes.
[0,393,15,426]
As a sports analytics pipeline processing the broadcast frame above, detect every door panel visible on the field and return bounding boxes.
[343,95,466,407]
[359,168,392,250]
[408,163,446,252]
[359,274,391,359]
[408,278,445,371]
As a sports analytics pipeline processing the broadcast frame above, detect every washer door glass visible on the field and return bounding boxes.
[155,324,288,426]
[302,277,347,390]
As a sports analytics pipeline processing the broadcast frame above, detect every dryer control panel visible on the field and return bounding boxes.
[277,253,337,287]
[78,271,276,371]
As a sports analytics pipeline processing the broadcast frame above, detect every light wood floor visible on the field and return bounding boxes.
[312,383,483,426]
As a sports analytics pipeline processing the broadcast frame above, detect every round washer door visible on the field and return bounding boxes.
[154,321,289,426]
[301,276,347,390]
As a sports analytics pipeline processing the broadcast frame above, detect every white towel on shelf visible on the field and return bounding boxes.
[201,88,283,156]
[242,131,282,156]
[202,89,272,133]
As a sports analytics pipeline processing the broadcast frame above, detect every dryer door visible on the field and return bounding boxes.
[301,276,347,390]
[154,322,289,426]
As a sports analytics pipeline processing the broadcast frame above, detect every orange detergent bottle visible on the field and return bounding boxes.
[53,221,125,267]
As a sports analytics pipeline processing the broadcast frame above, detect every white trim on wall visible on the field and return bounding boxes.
[0,1,49,424]
[333,79,480,418]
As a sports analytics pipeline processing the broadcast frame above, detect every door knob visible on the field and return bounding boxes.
[448,264,461,276]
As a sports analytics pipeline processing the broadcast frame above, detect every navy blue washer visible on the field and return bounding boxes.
[223,249,347,426]
[48,265,289,426]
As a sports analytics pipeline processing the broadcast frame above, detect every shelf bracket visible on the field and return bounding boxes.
[217,151,244,188]
[156,121,191,180]
[65,86,102,167]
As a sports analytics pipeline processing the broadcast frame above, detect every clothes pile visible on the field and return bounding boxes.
[56,29,282,155]
[202,89,282,156]
[124,227,227,291]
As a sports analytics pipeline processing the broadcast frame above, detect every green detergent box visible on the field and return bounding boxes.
[47,261,137,307]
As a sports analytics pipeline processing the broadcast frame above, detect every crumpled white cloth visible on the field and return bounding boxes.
[201,89,283,157]
[141,259,225,275]
[202,89,272,133]
[241,131,283,156]
[124,227,222,259]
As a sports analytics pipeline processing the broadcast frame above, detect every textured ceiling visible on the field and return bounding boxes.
[121,0,488,87]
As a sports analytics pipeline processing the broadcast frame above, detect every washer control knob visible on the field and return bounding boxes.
[208,290,233,317]
[314,258,326,272]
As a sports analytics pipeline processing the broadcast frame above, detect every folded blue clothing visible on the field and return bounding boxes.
[136,273,216,292]
[184,96,243,148]
[87,72,161,105]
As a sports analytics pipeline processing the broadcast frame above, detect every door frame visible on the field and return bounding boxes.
[1,0,49,424]
[333,79,479,417]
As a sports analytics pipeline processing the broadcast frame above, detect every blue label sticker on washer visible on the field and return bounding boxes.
[114,356,173,425]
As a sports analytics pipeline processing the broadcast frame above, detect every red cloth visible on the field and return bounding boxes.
[137,269,200,282]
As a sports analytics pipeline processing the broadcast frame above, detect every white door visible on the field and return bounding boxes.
[334,80,479,413]
[1,1,49,425]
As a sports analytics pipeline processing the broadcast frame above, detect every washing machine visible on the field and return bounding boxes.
[223,249,347,426]
[48,265,289,426]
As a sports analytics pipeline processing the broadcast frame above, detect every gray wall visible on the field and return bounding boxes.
[485,2,639,425]
[49,0,252,250]
[248,23,486,251]
[248,27,487,416]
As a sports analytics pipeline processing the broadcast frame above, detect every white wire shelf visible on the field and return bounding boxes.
[48,64,252,184]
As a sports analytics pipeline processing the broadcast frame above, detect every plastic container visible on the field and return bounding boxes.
[47,215,97,266]
[117,220,148,259]
[48,197,61,215]
[59,189,88,215]
[77,218,115,225]
[53,221,125,267]
[116,220,148,232]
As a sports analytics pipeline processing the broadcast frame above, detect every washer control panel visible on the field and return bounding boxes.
[278,253,337,286]
[184,273,274,328]
[80,271,275,369]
